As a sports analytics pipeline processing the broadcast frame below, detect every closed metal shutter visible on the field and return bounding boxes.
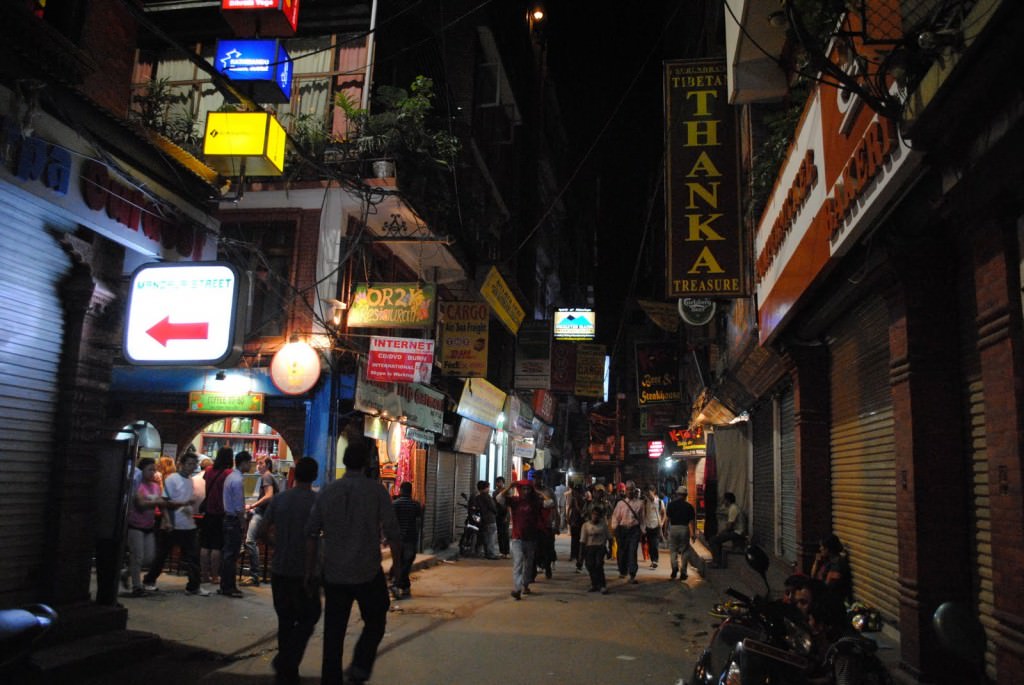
[0,189,72,603]
[428,450,457,550]
[960,279,996,680]
[751,404,775,553]
[829,295,898,620]
[779,386,797,564]
[452,452,477,544]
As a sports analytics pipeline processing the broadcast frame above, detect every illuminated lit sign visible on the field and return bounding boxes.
[215,39,292,103]
[123,262,245,366]
[221,0,299,37]
[188,391,265,414]
[366,336,435,383]
[203,111,286,176]
[347,283,437,329]
[553,308,595,340]
[270,340,322,395]
[648,440,665,459]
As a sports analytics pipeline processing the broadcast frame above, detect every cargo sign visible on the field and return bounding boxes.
[347,283,436,329]
[664,58,746,298]
[124,262,245,367]
[439,301,488,377]
[188,391,265,414]
[480,267,524,334]
[366,336,434,383]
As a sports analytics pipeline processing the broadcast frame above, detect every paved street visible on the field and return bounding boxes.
[68,535,777,684]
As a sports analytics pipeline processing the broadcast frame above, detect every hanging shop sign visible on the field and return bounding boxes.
[366,336,434,383]
[549,340,577,393]
[347,282,436,329]
[678,298,716,326]
[480,266,524,334]
[456,377,507,429]
[215,39,292,103]
[634,341,682,406]
[648,440,665,459]
[514,319,551,389]
[187,391,264,414]
[454,417,491,455]
[123,262,246,366]
[532,389,557,425]
[639,404,679,436]
[664,58,746,299]
[553,308,596,340]
[575,343,606,399]
[512,436,536,461]
[438,301,488,377]
[221,0,300,37]
[406,427,435,444]
[270,339,322,394]
[203,111,286,176]
[668,425,706,457]
[354,361,444,433]
[505,395,536,437]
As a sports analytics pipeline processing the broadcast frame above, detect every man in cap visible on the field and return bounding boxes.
[665,485,697,580]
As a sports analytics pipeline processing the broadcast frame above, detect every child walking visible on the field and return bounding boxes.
[580,506,610,594]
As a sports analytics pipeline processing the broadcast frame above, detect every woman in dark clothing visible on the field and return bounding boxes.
[199,447,234,585]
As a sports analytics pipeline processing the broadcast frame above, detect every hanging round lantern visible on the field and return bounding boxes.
[270,340,321,395]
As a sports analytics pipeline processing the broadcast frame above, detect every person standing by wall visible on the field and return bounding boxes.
[306,442,401,685]
[390,481,422,599]
[220,450,253,598]
[242,457,279,586]
[262,456,321,685]
[125,457,161,597]
[470,480,499,560]
[493,476,510,559]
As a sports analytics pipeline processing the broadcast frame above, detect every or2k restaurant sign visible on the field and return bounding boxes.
[664,59,746,298]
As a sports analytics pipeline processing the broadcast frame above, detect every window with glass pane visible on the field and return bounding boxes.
[218,221,295,339]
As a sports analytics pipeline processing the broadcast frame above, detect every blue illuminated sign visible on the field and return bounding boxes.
[215,39,292,103]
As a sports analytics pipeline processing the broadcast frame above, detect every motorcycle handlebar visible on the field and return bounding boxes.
[726,588,753,605]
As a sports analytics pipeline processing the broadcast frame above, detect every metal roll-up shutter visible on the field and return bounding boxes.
[960,279,996,680]
[829,295,898,620]
[779,386,797,564]
[430,450,457,550]
[0,191,72,602]
[751,404,775,553]
[452,452,477,543]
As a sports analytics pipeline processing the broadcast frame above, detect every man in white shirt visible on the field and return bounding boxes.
[709,491,748,568]
[142,452,209,595]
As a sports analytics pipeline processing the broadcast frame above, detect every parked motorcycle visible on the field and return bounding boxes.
[457,492,482,557]
[0,603,58,679]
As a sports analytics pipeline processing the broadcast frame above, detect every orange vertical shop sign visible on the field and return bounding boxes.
[664,58,746,299]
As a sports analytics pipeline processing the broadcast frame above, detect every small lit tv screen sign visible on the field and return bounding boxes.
[553,308,596,340]
[123,262,246,367]
[215,39,292,104]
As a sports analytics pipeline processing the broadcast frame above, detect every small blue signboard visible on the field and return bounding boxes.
[215,39,292,103]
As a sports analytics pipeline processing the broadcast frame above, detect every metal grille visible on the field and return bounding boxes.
[751,405,775,553]
[779,388,798,565]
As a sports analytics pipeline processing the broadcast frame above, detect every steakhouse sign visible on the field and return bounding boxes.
[664,59,746,299]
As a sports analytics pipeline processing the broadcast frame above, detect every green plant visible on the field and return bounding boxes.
[130,77,201,153]
[336,75,460,167]
[284,110,332,157]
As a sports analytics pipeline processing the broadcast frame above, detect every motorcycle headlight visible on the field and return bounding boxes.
[783,617,814,656]
[723,658,742,685]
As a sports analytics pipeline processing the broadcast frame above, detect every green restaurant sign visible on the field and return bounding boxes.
[346,283,437,329]
[188,391,265,414]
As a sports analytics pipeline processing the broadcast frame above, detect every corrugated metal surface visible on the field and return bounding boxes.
[751,404,775,553]
[960,278,996,680]
[829,295,899,621]
[779,387,797,565]
[0,190,71,603]
[429,450,456,550]
[452,452,477,544]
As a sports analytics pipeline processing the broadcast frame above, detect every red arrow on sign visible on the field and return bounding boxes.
[147,316,210,346]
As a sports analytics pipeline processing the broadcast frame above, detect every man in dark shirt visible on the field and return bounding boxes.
[665,485,697,581]
[242,456,279,586]
[470,480,499,559]
[390,481,422,598]
[262,457,320,685]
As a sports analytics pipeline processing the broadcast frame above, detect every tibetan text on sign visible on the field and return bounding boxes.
[480,267,524,334]
[439,301,488,377]
[347,283,436,329]
[664,59,746,298]
[366,336,434,383]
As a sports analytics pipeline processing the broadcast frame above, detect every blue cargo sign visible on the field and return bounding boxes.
[215,39,292,103]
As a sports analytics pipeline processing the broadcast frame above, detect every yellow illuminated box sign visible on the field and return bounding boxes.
[203,111,286,176]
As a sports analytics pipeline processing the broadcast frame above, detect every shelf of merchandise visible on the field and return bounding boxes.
[199,417,285,459]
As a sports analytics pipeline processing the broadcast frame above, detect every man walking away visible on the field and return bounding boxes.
[306,442,401,685]
[471,480,500,560]
[242,456,279,586]
[220,451,253,597]
[666,486,697,580]
[391,481,422,598]
[263,457,321,685]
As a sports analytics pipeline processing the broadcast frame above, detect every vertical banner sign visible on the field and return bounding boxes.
[634,342,682,406]
[480,267,525,334]
[575,343,606,398]
[550,340,577,393]
[439,301,489,377]
[664,58,746,298]
[347,283,436,328]
[514,319,552,389]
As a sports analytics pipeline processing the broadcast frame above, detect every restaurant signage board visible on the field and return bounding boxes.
[187,391,265,414]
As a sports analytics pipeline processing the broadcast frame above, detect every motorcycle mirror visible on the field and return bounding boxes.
[745,544,770,578]
[933,601,985,669]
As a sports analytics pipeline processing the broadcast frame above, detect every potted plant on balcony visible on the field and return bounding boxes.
[336,75,460,179]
